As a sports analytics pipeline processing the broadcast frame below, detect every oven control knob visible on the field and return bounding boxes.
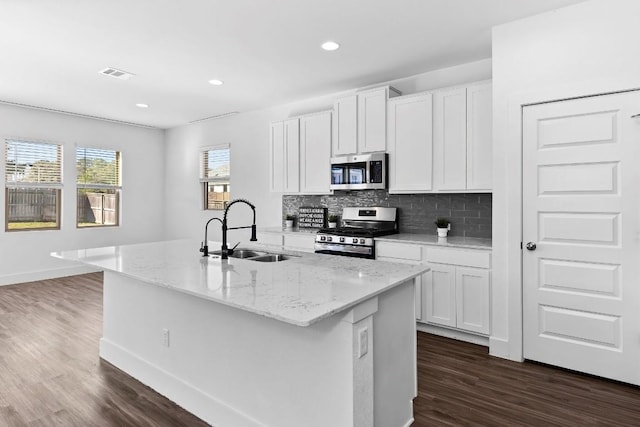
[320,236,326,241]
[360,239,365,244]
[339,237,345,243]
[327,237,332,242]
[352,238,358,244]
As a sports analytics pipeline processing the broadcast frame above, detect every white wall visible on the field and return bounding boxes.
[491,0,640,360]
[0,104,165,285]
[163,58,492,245]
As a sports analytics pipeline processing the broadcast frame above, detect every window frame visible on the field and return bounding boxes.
[200,144,230,211]
[76,146,122,228]
[4,138,63,232]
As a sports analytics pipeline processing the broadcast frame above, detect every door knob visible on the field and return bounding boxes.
[526,242,537,251]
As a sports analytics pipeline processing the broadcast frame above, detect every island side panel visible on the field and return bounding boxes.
[372,279,417,427]
[100,270,360,427]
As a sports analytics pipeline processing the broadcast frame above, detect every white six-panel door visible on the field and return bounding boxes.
[523,90,640,385]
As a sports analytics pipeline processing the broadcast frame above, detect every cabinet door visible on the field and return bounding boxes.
[269,121,285,192]
[357,87,387,153]
[455,267,490,335]
[388,93,433,193]
[283,118,300,193]
[433,87,467,190]
[466,82,492,191]
[300,111,332,194]
[333,95,358,155]
[425,263,456,328]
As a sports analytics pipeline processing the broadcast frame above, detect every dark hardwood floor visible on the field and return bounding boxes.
[1,273,640,426]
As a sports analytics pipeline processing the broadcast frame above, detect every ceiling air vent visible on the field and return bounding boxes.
[99,67,135,80]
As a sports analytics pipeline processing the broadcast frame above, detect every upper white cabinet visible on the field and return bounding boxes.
[433,87,467,190]
[466,83,493,190]
[300,111,332,194]
[433,81,493,191]
[387,93,434,193]
[332,86,400,155]
[270,111,331,195]
[269,118,300,193]
[332,95,358,155]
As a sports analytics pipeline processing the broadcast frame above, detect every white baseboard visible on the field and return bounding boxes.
[0,265,98,286]
[99,338,264,427]
[417,323,490,347]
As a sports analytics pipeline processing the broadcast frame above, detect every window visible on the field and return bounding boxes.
[200,145,230,210]
[5,139,63,231]
[76,147,121,227]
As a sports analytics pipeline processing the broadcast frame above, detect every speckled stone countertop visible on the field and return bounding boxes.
[375,234,492,250]
[260,227,492,250]
[52,239,428,327]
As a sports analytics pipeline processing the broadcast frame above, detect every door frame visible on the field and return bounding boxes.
[492,78,640,362]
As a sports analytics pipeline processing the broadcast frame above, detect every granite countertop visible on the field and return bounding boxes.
[261,226,318,235]
[52,239,427,327]
[260,227,492,250]
[375,233,492,250]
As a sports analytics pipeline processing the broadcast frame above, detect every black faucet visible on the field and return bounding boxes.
[200,217,223,257]
[221,199,257,260]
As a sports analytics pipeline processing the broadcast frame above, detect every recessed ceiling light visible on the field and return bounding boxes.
[209,79,224,86]
[321,41,340,51]
[136,103,149,108]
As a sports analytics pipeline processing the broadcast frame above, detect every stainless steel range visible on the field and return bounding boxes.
[314,207,398,259]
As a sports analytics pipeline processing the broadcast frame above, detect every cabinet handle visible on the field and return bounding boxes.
[526,242,537,251]
[632,114,640,118]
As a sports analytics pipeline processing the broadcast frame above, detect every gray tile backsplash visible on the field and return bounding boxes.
[283,190,492,238]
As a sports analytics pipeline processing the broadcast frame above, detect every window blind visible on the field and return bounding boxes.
[5,139,62,186]
[200,145,230,182]
[76,147,121,188]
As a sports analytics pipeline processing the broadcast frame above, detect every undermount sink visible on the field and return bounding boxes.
[210,249,295,262]
[250,254,291,262]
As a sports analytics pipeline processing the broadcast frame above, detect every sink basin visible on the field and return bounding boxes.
[250,254,292,262]
[230,249,266,258]
[209,248,296,262]
[210,249,267,259]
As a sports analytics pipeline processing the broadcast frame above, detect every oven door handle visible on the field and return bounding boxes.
[314,243,374,256]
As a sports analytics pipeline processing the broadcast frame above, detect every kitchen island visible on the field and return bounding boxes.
[52,239,428,427]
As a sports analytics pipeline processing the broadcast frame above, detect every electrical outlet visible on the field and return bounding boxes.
[358,327,368,358]
[162,328,170,347]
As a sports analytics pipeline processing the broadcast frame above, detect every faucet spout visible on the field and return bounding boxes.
[200,217,223,257]
[221,199,258,260]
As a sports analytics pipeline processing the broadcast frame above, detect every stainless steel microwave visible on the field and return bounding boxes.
[330,153,387,190]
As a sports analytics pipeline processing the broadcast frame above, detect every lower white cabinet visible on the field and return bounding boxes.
[376,240,491,335]
[425,264,490,335]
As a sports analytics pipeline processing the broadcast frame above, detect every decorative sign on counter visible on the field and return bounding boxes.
[298,206,327,229]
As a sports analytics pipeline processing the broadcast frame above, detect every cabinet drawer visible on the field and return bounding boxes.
[376,242,422,261]
[425,247,490,269]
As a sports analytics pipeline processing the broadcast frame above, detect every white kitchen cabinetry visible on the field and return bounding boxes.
[425,247,491,335]
[332,95,358,155]
[376,240,491,336]
[387,93,434,193]
[433,81,492,192]
[269,118,299,193]
[332,86,400,155]
[466,83,493,190]
[300,111,332,194]
[455,267,491,334]
[424,263,456,327]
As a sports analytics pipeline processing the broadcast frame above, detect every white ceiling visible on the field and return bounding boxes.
[0,0,585,129]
